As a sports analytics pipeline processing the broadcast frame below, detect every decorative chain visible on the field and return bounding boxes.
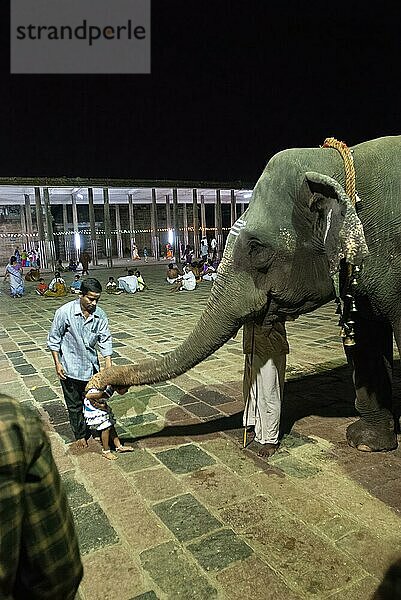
[322,137,356,206]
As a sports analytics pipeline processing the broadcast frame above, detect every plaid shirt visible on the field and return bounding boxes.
[0,394,83,599]
[47,298,113,381]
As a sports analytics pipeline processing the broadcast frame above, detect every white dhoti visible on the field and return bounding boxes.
[242,352,286,445]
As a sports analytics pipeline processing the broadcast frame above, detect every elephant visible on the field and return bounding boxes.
[89,135,401,453]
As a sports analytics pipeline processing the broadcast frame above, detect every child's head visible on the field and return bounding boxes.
[135,271,141,277]
[55,271,60,277]
[108,276,115,282]
[38,277,45,283]
[74,275,80,280]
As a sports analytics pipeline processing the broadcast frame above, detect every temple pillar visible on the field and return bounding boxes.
[88,187,98,265]
[215,189,223,259]
[172,188,180,259]
[71,193,80,262]
[24,193,34,250]
[115,204,123,258]
[62,204,70,261]
[34,187,47,269]
[103,188,113,268]
[183,202,188,248]
[128,193,136,257]
[200,194,206,238]
[43,187,56,270]
[151,188,160,260]
[192,188,200,258]
[230,189,237,225]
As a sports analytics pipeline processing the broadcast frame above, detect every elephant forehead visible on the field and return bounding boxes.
[230,215,296,250]
[277,227,297,252]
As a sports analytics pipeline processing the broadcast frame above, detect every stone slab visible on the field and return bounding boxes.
[73,502,118,554]
[216,555,303,600]
[154,443,216,474]
[187,528,253,572]
[183,464,256,509]
[152,493,222,542]
[129,467,185,502]
[82,545,146,599]
[140,541,217,599]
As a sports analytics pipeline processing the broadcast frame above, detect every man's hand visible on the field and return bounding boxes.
[55,362,66,380]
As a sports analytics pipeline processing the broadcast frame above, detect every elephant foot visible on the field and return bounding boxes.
[346,418,397,452]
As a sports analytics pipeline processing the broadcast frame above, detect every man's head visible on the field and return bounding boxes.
[79,278,102,314]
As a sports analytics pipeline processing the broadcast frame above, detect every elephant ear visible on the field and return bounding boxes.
[305,171,369,275]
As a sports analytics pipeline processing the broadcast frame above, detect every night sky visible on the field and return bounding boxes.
[1,2,400,184]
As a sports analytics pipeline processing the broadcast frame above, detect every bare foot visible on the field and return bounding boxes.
[258,443,279,458]
[116,445,134,453]
[102,449,118,460]
[76,438,88,449]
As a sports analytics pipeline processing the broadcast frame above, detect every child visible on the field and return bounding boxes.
[70,274,82,294]
[135,270,147,291]
[84,386,133,460]
[36,277,48,295]
[106,276,123,295]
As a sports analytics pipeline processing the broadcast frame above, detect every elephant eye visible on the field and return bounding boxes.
[248,239,262,253]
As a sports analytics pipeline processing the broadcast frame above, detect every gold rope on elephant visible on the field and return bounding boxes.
[322,137,358,346]
[322,137,356,206]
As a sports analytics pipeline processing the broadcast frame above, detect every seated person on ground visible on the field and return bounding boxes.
[170,265,197,292]
[118,269,139,293]
[202,259,217,281]
[135,270,147,291]
[106,276,123,295]
[70,274,82,294]
[56,258,66,271]
[191,260,203,283]
[44,271,68,297]
[25,268,41,281]
[35,277,48,295]
[166,263,180,284]
[68,259,77,272]
[75,261,84,275]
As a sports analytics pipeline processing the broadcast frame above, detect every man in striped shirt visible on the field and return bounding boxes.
[48,277,113,448]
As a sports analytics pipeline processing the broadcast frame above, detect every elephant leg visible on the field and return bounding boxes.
[345,316,397,452]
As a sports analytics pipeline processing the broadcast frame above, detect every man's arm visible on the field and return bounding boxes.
[96,316,113,360]
[50,349,66,380]
[47,309,67,380]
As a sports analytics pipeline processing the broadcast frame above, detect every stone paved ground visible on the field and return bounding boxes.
[1,262,401,600]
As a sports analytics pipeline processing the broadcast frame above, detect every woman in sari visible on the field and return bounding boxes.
[44,271,68,297]
[4,256,24,298]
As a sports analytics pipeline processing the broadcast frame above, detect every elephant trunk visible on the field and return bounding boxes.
[92,262,259,390]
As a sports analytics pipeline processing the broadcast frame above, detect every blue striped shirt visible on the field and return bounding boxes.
[47,298,112,381]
